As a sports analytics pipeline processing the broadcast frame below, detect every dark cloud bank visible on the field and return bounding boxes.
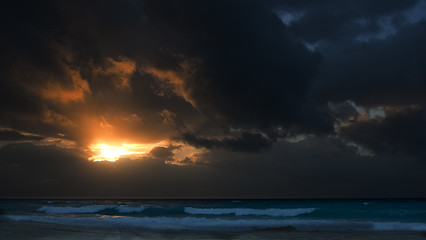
[0,0,425,198]
[2,141,425,198]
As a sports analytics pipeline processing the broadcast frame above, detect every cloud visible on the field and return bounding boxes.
[92,56,136,91]
[38,65,90,103]
[149,145,181,161]
[2,140,426,198]
[1,0,424,143]
[314,20,426,107]
[180,131,272,152]
[1,0,424,155]
[0,130,44,141]
[270,0,419,42]
[2,0,338,151]
[328,101,360,123]
[143,62,198,107]
[340,106,426,156]
[141,0,333,136]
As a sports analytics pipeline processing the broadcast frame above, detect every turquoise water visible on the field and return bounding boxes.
[1,199,426,232]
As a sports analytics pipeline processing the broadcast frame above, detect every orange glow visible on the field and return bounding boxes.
[93,56,136,91]
[40,67,90,103]
[143,64,196,107]
[88,141,168,162]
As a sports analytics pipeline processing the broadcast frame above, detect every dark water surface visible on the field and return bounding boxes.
[1,199,426,239]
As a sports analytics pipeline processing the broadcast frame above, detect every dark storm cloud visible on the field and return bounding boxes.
[0,0,91,140]
[0,0,335,150]
[2,140,426,198]
[0,142,265,198]
[139,0,426,153]
[267,0,426,158]
[0,0,200,144]
[0,1,61,131]
[0,143,93,197]
[141,0,333,137]
[328,101,360,123]
[341,107,426,156]
[314,20,426,107]
[271,0,418,42]
[0,130,44,141]
[267,1,426,110]
[180,131,272,152]
[149,145,182,161]
[2,0,423,151]
[310,14,426,156]
[199,137,426,198]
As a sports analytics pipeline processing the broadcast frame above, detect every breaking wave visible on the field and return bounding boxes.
[184,207,316,217]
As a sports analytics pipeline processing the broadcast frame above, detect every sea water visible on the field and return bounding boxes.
[1,199,426,239]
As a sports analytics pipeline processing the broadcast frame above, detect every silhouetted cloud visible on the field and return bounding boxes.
[180,132,272,152]
[2,141,426,198]
[0,130,44,141]
[341,107,426,156]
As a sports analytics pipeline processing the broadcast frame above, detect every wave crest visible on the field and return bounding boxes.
[184,207,316,217]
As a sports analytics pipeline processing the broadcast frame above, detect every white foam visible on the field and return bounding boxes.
[184,207,316,217]
[7,215,426,232]
[37,205,116,214]
[115,205,146,213]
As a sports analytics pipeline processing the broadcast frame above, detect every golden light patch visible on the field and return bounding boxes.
[88,141,168,162]
[93,56,136,90]
[143,60,198,107]
[144,67,190,101]
[106,57,136,90]
[166,144,206,165]
[106,57,136,75]
[40,66,90,103]
[99,116,113,129]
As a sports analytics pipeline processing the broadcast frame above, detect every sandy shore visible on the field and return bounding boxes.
[1,220,426,240]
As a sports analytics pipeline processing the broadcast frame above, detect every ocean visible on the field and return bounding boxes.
[1,199,426,239]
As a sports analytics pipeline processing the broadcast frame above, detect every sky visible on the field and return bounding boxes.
[0,0,426,199]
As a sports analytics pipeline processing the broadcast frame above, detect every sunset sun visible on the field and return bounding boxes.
[88,144,132,162]
[88,141,168,162]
